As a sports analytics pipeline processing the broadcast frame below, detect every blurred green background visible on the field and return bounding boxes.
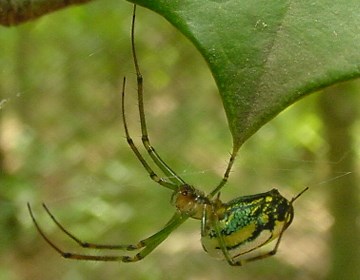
[1,1,360,279]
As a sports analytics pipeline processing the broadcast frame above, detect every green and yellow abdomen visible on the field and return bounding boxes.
[201,189,294,262]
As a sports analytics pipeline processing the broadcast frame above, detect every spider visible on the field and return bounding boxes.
[27,5,308,266]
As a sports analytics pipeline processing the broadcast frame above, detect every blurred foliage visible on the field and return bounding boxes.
[319,84,360,280]
[0,1,359,280]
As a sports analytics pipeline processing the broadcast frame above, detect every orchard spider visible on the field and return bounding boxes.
[28,5,308,266]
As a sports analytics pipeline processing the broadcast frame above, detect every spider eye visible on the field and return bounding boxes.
[179,185,194,197]
[181,190,188,196]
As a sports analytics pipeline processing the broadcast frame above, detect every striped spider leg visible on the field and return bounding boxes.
[27,5,190,262]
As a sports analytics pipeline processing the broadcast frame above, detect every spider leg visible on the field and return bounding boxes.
[130,5,186,186]
[39,203,135,250]
[201,203,240,265]
[227,228,285,266]
[122,77,176,191]
[209,149,237,198]
[227,209,294,266]
[28,203,188,262]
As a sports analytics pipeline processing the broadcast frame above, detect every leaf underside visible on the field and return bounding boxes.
[132,0,360,152]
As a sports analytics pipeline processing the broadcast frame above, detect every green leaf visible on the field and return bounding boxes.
[131,0,360,151]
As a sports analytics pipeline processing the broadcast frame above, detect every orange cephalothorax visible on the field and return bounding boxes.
[172,184,209,219]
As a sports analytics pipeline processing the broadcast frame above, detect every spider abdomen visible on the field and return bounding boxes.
[201,189,294,261]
